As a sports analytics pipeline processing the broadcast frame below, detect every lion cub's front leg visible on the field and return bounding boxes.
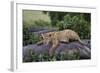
[37,40,43,45]
[49,40,59,56]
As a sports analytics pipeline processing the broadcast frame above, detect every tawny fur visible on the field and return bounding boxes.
[37,29,84,56]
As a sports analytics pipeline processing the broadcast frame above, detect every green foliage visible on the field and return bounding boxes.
[48,12,67,26]
[23,11,91,46]
[23,19,52,46]
[56,21,64,30]
[28,33,41,44]
[30,51,80,62]
[60,51,80,60]
[23,23,41,46]
[34,20,51,27]
[23,22,30,46]
[56,14,91,39]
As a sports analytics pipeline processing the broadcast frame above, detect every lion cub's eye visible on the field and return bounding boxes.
[49,34,51,37]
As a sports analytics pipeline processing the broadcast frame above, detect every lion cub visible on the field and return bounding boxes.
[37,29,83,56]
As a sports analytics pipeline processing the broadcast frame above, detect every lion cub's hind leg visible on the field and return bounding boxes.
[49,40,59,56]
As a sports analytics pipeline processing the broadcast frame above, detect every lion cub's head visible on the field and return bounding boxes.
[41,32,54,45]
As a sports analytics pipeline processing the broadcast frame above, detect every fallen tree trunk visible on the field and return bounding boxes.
[23,40,91,62]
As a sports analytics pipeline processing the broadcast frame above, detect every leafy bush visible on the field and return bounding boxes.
[23,22,30,46]
[23,20,52,46]
[30,51,80,62]
[34,20,51,27]
[56,14,91,39]
[28,33,40,44]
[23,23,41,46]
